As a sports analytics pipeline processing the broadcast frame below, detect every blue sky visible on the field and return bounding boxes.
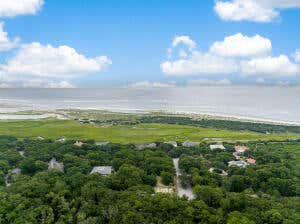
[0,0,300,87]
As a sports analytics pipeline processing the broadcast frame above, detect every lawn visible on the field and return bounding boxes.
[0,119,299,144]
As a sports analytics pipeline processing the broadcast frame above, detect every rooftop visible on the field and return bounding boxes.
[210,144,225,150]
[182,141,199,147]
[228,160,249,167]
[137,143,157,150]
[90,166,113,175]
[48,158,64,172]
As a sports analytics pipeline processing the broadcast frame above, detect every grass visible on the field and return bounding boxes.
[0,119,300,144]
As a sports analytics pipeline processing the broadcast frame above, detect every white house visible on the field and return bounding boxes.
[90,166,113,176]
[95,142,110,146]
[209,144,225,150]
[74,141,84,147]
[56,138,66,143]
[228,160,249,168]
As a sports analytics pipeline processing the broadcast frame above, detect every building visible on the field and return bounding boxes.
[74,141,84,147]
[234,145,249,154]
[19,151,25,157]
[90,166,113,176]
[137,143,157,150]
[210,144,225,150]
[246,158,256,164]
[56,138,66,143]
[232,152,240,159]
[182,141,199,147]
[11,168,21,175]
[209,167,228,176]
[165,141,178,147]
[95,141,110,146]
[48,158,64,172]
[228,160,249,168]
[37,136,44,140]
[5,168,21,187]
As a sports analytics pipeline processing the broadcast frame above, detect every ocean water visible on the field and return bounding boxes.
[0,86,299,124]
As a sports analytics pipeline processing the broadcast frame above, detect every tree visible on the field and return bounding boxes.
[227,211,255,224]
[193,185,223,208]
[161,171,173,185]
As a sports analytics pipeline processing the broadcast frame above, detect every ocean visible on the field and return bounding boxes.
[0,86,299,124]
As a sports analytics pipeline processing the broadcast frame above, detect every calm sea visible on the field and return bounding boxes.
[0,86,299,124]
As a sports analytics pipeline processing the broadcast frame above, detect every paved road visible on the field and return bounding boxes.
[173,158,194,200]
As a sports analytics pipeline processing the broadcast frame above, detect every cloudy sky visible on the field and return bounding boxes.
[0,0,300,88]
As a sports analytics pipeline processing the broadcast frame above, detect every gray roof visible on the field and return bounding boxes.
[182,141,199,147]
[137,143,157,150]
[95,141,110,146]
[90,166,113,175]
[228,160,248,167]
[11,168,21,175]
[48,158,64,172]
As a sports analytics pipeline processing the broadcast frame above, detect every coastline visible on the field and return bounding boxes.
[0,108,299,126]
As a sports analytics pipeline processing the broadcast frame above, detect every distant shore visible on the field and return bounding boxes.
[0,108,299,126]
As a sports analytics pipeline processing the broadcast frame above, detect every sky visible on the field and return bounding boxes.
[0,0,300,88]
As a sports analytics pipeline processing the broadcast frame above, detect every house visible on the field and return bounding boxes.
[90,166,113,176]
[228,160,249,168]
[19,151,25,157]
[95,141,110,146]
[11,168,21,175]
[220,170,228,176]
[137,143,157,150]
[165,141,178,147]
[56,138,66,143]
[246,158,256,164]
[210,144,225,150]
[5,168,21,187]
[232,152,240,159]
[182,141,199,147]
[74,141,84,147]
[37,136,44,140]
[48,158,64,172]
[234,145,249,154]
[209,167,228,176]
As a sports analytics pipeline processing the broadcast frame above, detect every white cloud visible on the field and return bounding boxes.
[186,78,232,86]
[256,77,265,84]
[17,78,75,88]
[0,0,44,17]
[0,22,20,51]
[161,51,238,76]
[241,55,300,76]
[162,33,300,78]
[294,49,300,62]
[277,80,290,86]
[0,42,112,79]
[129,81,175,88]
[209,33,271,58]
[214,0,300,22]
[0,83,11,88]
[172,35,196,50]
[0,42,111,87]
[179,50,188,58]
[47,81,75,88]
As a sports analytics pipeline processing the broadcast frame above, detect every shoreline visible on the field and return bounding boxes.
[0,108,299,126]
